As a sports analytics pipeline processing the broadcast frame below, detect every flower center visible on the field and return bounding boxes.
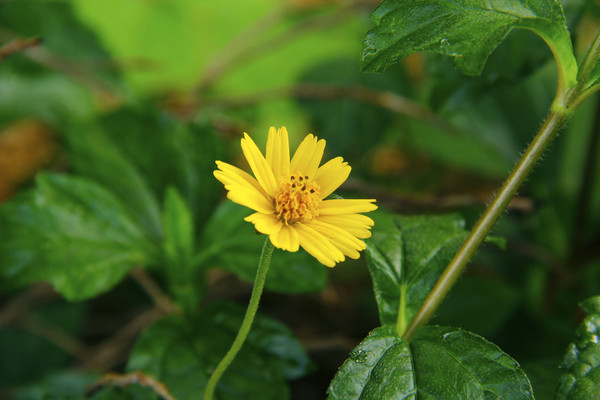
[274,172,321,224]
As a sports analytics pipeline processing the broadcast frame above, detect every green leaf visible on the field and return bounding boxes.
[361,0,577,88]
[65,123,163,239]
[0,173,155,300]
[0,0,119,125]
[0,0,115,62]
[161,186,202,312]
[162,186,194,271]
[127,301,312,400]
[76,108,223,231]
[0,70,96,126]
[327,325,534,400]
[327,326,415,399]
[365,210,468,335]
[198,202,327,294]
[556,296,600,399]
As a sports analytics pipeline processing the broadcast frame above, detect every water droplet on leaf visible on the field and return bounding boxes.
[350,349,368,363]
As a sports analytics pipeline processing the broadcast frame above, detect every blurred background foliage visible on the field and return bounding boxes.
[0,0,599,399]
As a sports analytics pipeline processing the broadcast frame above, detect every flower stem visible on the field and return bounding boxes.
[402,107,569,342]
[203,238,274,400]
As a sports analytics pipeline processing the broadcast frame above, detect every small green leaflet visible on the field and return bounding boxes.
[361,0,577,88]
[365,211,468,335]
[327,325,534,400]
[0,173,155,301]
[162,186,194,273]
[556,296,600,399]
[161,186,201,313]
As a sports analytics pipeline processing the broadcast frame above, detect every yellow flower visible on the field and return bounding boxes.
[214,127,377,267]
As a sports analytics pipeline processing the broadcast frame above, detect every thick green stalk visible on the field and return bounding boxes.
[203,238,274,400]
[401,27,600,342]
[402,107,569,342]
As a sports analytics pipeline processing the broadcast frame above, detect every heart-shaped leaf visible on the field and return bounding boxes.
[361,0,577,89]
[0,173,155,300]
[328,325,534,399]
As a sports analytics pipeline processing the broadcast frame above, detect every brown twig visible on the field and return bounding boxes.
[0,284,96,366]
[86,371,176,400]
[0,283,58,327]
[0,37,41,62]
[341,177,534,213]
[18,314,93,365]
[194,0,365,95]
[86,307,166,371]
[130,267,177,314]
[25,46,121,105]
[195,4,291,95]
[197,83,455,133]
[0,28,121,105]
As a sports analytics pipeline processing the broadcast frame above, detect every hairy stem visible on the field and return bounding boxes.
[402,107,569,342]
[401,27,600,341]
[203,238,274,400]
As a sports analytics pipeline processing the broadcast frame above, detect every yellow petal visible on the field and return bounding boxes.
[319,199,377,215]
[215,161,268,197]
[290,134,326,178]
[270,224,300,252]
[266,127,290,180]
[224,185,273,214]
[314,157,351,199]
[295,223,344,267]
[244,212,282,236]
[309,220,366,259]
[316,214,374,239]
[329,237,361,259]
[241,133,278,195]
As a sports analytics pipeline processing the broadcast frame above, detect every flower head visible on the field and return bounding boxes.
[214,127,377,267]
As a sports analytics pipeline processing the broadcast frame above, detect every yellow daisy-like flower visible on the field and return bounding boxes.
[214,127,377,267]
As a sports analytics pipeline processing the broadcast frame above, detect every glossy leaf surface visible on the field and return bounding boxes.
[556,296,600,399]
[0,174,154,300]
[361,0,577,86]
[328,325,534,400]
